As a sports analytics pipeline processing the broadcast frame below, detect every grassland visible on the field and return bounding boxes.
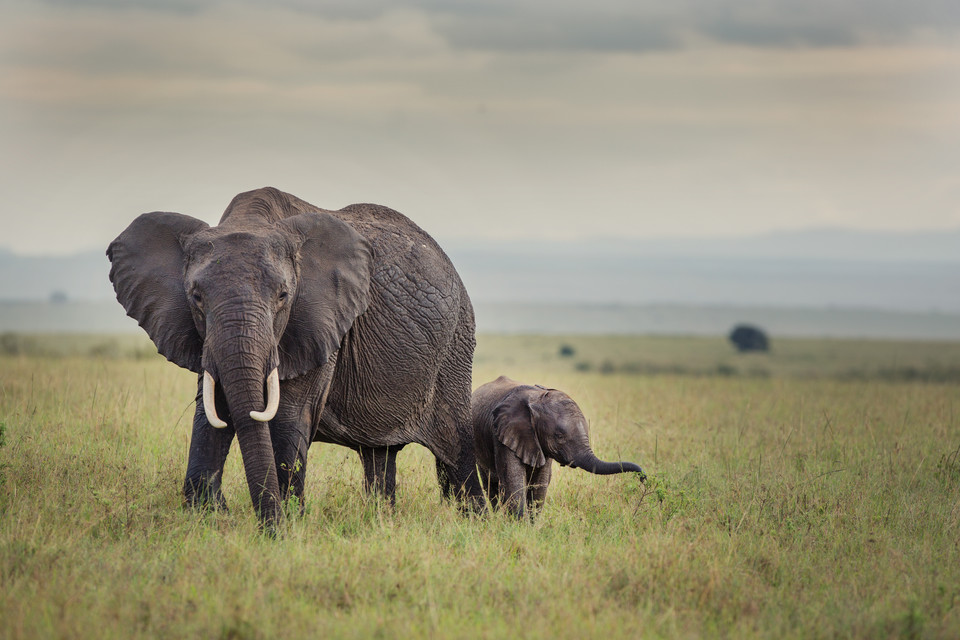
[1,333,959,638]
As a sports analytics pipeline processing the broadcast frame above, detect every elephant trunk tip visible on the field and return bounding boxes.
[573,453,647,480]
[614,461,647,482]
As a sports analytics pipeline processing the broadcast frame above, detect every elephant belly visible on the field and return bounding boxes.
[316,263,465,439]
[313,404,419,449]
[314,332,444,450]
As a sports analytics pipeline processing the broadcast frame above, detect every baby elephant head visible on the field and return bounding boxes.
[494,386,646,480]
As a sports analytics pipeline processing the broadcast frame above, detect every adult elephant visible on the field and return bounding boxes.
[107,187,482,525]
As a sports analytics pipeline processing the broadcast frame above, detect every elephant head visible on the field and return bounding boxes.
[107,190,372,522]
[493,386,646,479]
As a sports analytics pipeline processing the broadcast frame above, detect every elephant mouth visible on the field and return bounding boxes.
[202,367,280,428]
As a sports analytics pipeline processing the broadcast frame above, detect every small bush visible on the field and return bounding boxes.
[558,344,576,357]
[88,341,122,359]
[715,363,736,377]
[0,333,40,356]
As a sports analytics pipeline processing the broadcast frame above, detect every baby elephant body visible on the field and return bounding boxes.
[472,376,645,519]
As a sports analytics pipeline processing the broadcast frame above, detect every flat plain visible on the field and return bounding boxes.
[1,333,959,638]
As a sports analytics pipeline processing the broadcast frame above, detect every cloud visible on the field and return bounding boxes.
[33,0,960,54]
[1,0,959,256]
[282,1,960,53]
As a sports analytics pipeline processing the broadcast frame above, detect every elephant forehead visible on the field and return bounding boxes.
[544,390,578,411]
[185,233,293,285]
[187,231,291,266]
[547,394,588,424]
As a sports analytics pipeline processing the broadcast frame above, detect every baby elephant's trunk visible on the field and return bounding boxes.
[572,451,646,482]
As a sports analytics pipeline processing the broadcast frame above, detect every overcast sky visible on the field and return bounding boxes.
[2,0,959,255]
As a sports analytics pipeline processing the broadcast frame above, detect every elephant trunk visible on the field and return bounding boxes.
[205,316,283,526]
[571,450,646,481]
[234,414,282,525]
[217,358,283,525]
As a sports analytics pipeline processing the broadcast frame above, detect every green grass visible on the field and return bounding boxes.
[476,333,960,382]
[1,333,959,638]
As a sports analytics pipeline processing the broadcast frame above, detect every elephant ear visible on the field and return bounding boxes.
[106,212,209,372]
[493,391,547,468]
[277,212,373,378]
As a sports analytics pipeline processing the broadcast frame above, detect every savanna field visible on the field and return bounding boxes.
[1,333,959,639]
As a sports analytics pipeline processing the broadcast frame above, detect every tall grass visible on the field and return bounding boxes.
[1,334,958,638]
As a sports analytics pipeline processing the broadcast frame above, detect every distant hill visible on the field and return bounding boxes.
[444,227,960,263]
[1,228,957,314]
[2,299,958,341]
[0,248,114,302]
[444,228,960,313]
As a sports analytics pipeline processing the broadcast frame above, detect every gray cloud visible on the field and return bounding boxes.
[33,0,960,53]
[38,0,204,14]
[432,1,960,52]
[280,1,960,52]
[436,14,682,53]
[3,0,959,256]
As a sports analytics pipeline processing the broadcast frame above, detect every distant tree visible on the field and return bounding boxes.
[729,324,769,353]
[49,290,68,304]
[558,344,576,358]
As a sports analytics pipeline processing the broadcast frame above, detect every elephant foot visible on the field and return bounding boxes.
[456,493,487,516]
[183,475,229,513]
[358,446,399,506]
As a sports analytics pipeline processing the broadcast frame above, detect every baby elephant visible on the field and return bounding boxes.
[472,376,646,519]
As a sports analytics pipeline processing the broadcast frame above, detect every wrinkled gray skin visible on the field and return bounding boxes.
[472,376,646,520]
[108,187,482,526]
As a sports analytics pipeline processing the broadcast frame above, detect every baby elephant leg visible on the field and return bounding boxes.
[495,446,529,519]
[526,462,553,521]
[479,467,501,510]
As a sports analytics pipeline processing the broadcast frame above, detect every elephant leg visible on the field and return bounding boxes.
[425,324,484,510]
[271,423,310,512]
[436,458,452,499]
[479,467,501,510]
[183,375,234,511]
[495,445,528,520]
[526,462,553,521]
[272,366,336,514]
[358,446,400,505]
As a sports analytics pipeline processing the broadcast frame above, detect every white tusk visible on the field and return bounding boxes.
[203,370,228,428]
[250,368,280,422]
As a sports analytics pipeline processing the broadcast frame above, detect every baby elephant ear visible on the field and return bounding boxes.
[106,212,209,372]
[493,392,547,468]
[277,212,373,378]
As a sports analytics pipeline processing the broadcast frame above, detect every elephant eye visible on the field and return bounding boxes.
[278,290,289,304]
[192,291,203,306]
